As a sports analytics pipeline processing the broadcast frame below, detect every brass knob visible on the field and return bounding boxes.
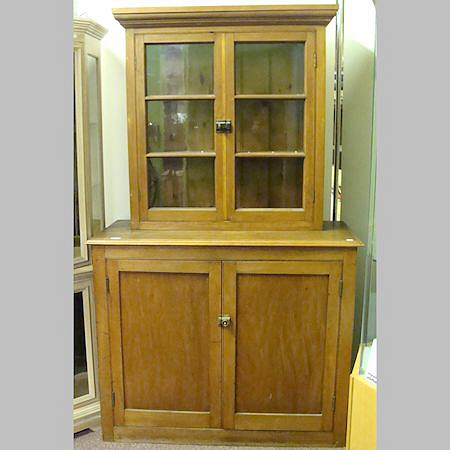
[218,315,232,328]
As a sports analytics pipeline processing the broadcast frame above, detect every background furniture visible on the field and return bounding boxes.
[73,16,107,433]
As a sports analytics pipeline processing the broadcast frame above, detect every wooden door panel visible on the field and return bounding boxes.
[235,273,328,414]
[223,261,341,431]
[108,260,221,428]
[120,271,209,411]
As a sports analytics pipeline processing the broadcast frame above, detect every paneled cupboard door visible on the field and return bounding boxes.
[222,261,341,431]
[107,260,222,428]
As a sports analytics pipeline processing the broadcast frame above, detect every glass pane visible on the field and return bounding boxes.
[74,291,89,398]
[73,85,81,258]
[235,43,304,95]
[147,100,214,153]
[236,100,304,152]
[148,157,215,208]
[146,44,213,95]
[236,158,303,208]
[87,55,104,235]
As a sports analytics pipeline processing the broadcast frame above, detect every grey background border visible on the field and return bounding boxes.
[1,1,73,449]
[377,0,450,448]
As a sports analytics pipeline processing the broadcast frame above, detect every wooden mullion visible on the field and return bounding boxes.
[233,31,310,42]
[302,31,317,225]
[234,413,322,431]
[117,259,211,273]
[142,32,216,43]
[320,262,342,431]
[133,33,148,224]
[106,260,126,426]
[214,32,226,222]
[224,32,235,220]
[124,410,211,428]
[208,262,222,428]
[313,26,326,229]
[222,262,237,429]
[91,247,114,440]
[333,249,358,443]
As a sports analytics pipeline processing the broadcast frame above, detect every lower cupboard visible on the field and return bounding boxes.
[90,228,360,446]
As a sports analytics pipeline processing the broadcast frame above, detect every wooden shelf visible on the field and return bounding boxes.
[235,151,305,158]
[145,95,215,101]
[146,151,215,158]
[235,94,306,100]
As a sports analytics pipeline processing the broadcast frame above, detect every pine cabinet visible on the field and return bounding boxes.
[89,4,362,447]
[90,222,361,446]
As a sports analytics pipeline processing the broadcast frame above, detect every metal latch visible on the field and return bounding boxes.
[216,120,232,133]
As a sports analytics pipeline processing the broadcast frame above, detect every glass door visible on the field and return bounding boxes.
[228,32,316,223]
[73,276,97,405]
[136,34,224,222]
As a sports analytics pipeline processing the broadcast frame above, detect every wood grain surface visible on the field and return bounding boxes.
[120,271,209,411]
[235,273,329,414]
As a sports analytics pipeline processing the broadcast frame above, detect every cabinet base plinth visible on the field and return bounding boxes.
[110,426,343,447]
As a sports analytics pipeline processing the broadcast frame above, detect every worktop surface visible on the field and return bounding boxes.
[87,220,363,248]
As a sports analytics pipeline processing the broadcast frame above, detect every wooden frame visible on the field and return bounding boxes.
[114,5,335,230]
[73,18,107,267]
[73,272,99,422]
[73,44,89,265]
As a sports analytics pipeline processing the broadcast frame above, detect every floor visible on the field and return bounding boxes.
[73,428,345,450]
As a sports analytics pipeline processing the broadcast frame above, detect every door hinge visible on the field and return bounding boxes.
[314,52,317,69]
[332,394,336,412]
[112,391,115,408]
[312,191,315,203]
[106,277,110,294]
[339,279,343,298]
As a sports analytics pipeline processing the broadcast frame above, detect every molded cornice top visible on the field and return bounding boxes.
[73,17,108,40]
[112,4,338,28]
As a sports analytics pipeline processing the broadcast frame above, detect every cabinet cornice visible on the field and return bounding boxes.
[112,4,338,29]
[73,17,108,40]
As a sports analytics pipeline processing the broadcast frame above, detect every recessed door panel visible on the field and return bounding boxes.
[235,273,328,414]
